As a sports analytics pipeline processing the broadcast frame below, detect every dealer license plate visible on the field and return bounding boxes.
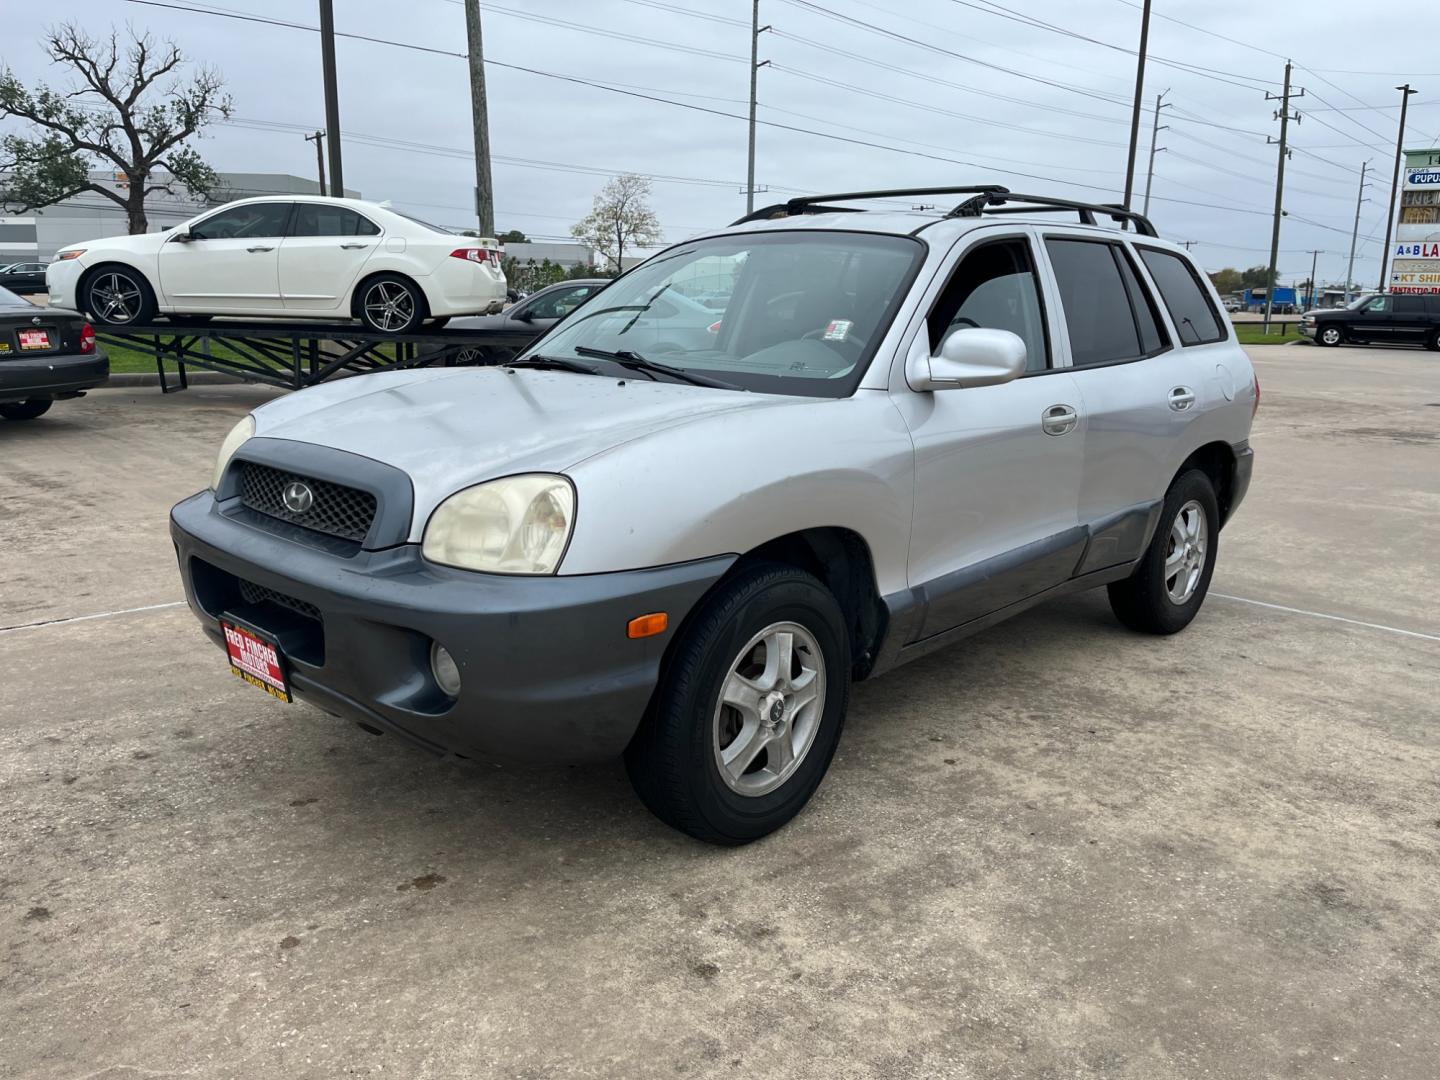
[18,329,52,350]
[221,618,291,702]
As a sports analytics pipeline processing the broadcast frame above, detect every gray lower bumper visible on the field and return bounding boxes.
[0,351,109,403]
[170,491,733,762]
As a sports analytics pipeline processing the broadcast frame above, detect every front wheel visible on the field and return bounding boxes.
[625,563,851,845]
[0,399,54,421]
[356,275,427,334]
[1107,469,1220,635]
[1317,324,1343,347]
[83,266,157,326]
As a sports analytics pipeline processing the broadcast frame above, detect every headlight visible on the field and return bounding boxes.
[212,415,255,489]
[422,474,575,574]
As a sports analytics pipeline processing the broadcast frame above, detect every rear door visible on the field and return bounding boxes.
[1038,234,1204,569]
[279,204,383,312]
[158,202,291,313]
[894,230,1086,638]
[1389,295,1430,342]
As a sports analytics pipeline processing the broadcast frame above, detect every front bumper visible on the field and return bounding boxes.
[43,260,84,311]
[1298,321,1316,338]
[0,350,109,403]
[170,490,733,762]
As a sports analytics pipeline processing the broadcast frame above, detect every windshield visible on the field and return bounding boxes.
[519,230,925,397]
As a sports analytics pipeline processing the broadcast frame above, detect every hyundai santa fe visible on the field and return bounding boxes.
[170,185,1257,845]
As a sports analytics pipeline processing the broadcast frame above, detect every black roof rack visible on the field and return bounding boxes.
[730,184,1158,237]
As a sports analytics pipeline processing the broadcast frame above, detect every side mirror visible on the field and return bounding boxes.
[170,230,193,243]
[513,307,534,322]
[909,327,1027,391]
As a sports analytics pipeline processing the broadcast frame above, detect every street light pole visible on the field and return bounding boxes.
[317,0,344,197]
[1121,0,1153,211]
[1345,161,1369,304]
[1377,84,1418,293]
[1142,89,1170,218]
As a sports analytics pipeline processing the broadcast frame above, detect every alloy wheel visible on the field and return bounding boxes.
[1164,499,1208,605]
[712,621,827,797]
[92,272,143,324]
[1320,326,1342,346]
[363,281,416,332]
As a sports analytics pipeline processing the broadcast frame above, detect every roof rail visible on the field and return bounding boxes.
[729,184,1159,237]
[949,192,1158,236]
[731,185,1010,225]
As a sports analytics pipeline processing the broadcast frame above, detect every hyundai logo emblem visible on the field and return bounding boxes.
[282,481,314,514]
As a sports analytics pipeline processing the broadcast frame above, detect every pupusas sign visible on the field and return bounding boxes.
[1408,168,1440,186]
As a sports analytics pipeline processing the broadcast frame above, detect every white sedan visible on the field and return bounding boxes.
[46,196,507,334]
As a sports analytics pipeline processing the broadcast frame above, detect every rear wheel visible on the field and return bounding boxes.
[625,563,850,845]
[0,399,53,421]
[356,274,428,334]
[1426,328,1440,352]
[83,266,156,327]
[1317,324,1344,347]
[1107,469,1219,635]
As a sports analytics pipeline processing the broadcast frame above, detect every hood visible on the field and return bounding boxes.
[252,366,799,511]
[71,232,168,257]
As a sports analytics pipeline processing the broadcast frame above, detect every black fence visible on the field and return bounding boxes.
[97,321,537,393]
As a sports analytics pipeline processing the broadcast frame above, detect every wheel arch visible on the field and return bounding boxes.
[1176,441,1240,526]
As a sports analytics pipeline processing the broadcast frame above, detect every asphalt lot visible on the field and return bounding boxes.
[2,343,1437,1079]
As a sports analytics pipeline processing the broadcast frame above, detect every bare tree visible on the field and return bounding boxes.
[571,174,662,272]
[0,23,233,234]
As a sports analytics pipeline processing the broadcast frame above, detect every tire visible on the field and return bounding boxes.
[1426,329,1440,352]
[1107,469,1220,636]
[1317,324,1344,347]
[356,274,428,334]
[624,562,851,845]
[82,265,157,327]
[0,399,53,421]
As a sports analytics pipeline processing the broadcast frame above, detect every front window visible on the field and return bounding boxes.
[189,202,291,240]
[1363,296,1392,314]
[522,231,925,397]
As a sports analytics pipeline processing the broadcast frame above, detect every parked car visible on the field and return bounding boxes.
[170,186,1256,844]
[45,197,506,335]
[445,278,608,363]
[1301,293,1440,349]
[0,286,108,420]
[0,261,49,295]
[1223,298,1242,313]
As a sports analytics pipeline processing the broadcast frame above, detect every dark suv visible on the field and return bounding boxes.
[1301,294,1440,350]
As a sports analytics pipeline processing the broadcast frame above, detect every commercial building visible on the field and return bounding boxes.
[0,172,359,262]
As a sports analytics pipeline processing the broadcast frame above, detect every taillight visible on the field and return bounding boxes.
[80,323,96,354]
[450,247,497,265]
[1251,371,1260,417]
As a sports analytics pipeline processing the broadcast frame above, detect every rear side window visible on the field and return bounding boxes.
[1138,246,1226,345]
[1045,238,1168,367]
[290,205,381,237]
[1394,296,1427,314]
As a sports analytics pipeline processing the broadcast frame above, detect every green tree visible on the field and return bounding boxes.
[1241,265,1279,290]
[1208,267,1243,295]
[0,23,232,234]
[498,229,528,243]
[571,173,661,272]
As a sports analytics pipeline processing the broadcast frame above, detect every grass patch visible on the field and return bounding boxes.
[1233,322,1306,345]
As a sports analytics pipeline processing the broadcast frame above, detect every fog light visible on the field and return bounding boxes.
[430,642,461,697]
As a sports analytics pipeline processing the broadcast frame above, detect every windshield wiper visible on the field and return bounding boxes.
[504,355,604,376]
[572,346,744,391]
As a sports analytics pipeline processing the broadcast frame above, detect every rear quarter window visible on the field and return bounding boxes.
[1137,247,1226,345]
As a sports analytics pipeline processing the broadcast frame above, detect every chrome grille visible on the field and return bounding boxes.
[238,579,322,622]
[238,462,377,543]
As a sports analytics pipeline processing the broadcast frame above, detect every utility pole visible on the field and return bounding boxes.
[304,131,326,195]
[1121,0,1154,210]
[1378,84,1418,293]
[1305,249,1322,309]
[464,0,495,237]
[1180,240,1197,251]
[1263,61,1302,333]
[317,0,344,197]
[745,2,771,215]
[1142,89,1171,218]
[1345,161,1370,303]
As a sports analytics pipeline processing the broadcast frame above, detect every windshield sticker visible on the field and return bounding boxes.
[823,319,852,342]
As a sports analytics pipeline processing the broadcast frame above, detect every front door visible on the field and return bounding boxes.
[279,203,383,312]
[158,202,292,313]
[896,233,1086,640]
[509,283,600,331]
[1348,294,1393,342]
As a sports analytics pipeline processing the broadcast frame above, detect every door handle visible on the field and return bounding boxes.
[245,245,274,253]
[1169,386,1196,411]
[1042,403,1079,437]
[340,242,370,250]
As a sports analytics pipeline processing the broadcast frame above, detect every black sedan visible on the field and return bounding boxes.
[447,278,608,362]
[0,261,50,295]
[0,287,108,421]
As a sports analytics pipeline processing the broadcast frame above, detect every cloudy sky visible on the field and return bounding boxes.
[3,0,1427,285]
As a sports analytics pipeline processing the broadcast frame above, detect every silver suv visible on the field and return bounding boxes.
[171,186,1257,844]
